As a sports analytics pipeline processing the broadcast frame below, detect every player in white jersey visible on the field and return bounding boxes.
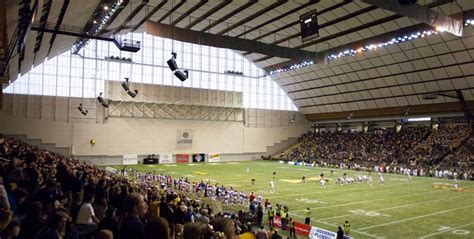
[453,172,459,190]
[379,172,384,185]
[346,177,354,184]
[337,177,345,185]
[319,174,326,189]
[405,168,412,181]
[269,180,275,193]
[367,174,373,187]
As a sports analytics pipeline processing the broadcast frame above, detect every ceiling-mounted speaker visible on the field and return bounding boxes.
[300,9,319,42]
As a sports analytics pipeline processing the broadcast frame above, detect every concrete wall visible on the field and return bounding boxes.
[0,93,311,160]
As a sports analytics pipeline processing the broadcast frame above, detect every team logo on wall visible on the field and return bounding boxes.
[159,154,172,164]
[209,153,220,163]
[176,129,194,149]
[192,153,205,163]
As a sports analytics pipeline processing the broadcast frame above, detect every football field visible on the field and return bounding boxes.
[111,161,474,239]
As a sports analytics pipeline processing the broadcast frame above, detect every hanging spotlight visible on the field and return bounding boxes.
[127,89,138,98]
[122,77,130,91]
[174,69,188,82]
[77,103,88,115]
[167,52,178,71]
[97,92,110,108]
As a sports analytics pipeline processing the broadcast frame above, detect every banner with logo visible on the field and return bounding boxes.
[309,226,351,239]
[159,153,173,164]
[123,154,138,165]
[192,153,205,163]
[176,154,190,163]
[208,153,221,163]
[176,129,194,150]
[273,216,311,236]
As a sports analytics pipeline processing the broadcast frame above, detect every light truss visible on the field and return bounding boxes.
[106,101,244,122]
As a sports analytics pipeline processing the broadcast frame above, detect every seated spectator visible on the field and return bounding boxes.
[75,194,99,236]
[36,210,69,239]
[96,229,113,239]
[1,220,20,239]
[18,201,45,239]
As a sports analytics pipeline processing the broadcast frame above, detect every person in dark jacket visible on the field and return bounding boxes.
[98,207,119,239]
[18,201,45,239]
[119,193,147,239]
[337,226,344,239]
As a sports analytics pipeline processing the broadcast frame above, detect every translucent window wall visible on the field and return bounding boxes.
[5,32,297,111]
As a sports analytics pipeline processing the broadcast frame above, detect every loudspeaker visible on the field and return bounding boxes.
[167,58,178,71]
[174,70,188,82]
[300,9,319,42]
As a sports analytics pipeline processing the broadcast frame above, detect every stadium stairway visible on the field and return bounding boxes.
[6,134,70,156]
[266,137,299,159]
[269,138,304,159]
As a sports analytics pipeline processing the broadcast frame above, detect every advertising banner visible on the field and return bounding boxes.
[208,153,221,163]
[176,154,190,163]
[192,153,205,163]
[123,154,138,165]
[309,226,351,239]
[273,217,311,236]
[159,154,173,164]
[176,129,194,150]
[309,226,337,239]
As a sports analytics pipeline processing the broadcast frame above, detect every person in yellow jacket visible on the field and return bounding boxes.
[304,207,311,225]
[268,207,275,229]
[343,220,351,235]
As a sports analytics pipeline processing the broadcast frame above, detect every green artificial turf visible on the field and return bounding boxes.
[109,161,474,239]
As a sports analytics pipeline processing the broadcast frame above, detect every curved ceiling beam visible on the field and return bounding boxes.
[200,0,258,33]
[172,0,208,26]
[184,0,232,30]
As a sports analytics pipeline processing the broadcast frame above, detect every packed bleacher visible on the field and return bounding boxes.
[281,125,473,180]
[0,136,285,239]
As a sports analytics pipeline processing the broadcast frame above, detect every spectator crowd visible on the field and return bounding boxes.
[281,125,473,180]
[0,136,287,239]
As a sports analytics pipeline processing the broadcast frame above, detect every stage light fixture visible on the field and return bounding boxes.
[97,92,110,108]
[174,70,188,82]
[167,58,178,71]
[122,77,130,91]
[77,103,88,115]
[127,89,138,98]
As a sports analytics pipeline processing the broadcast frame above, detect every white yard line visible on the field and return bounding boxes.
[319,194,465,221]
[358,204,474,231]
[293,190,440,212]
[266,180,428,199]
[418,222,474,238]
